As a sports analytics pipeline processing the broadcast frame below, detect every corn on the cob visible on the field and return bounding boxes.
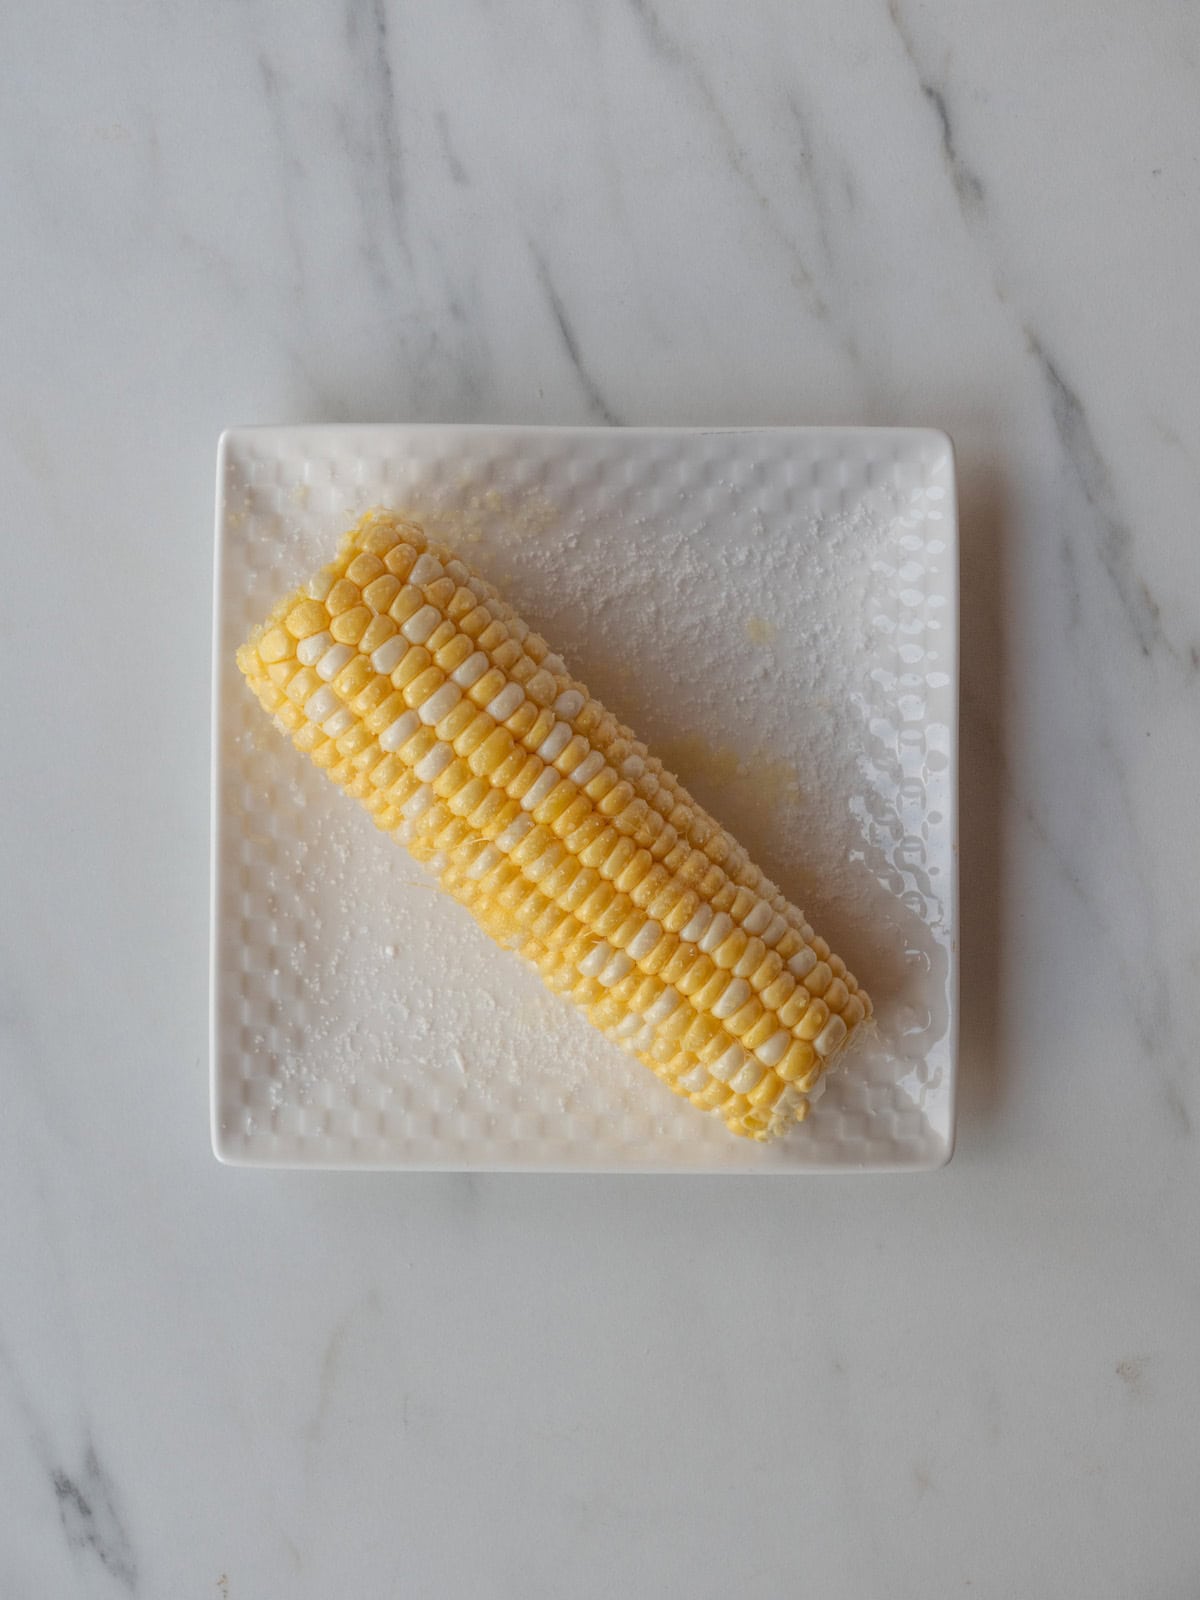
[237,509,870,1140]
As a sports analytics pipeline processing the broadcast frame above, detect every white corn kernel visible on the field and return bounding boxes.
[409,552,444,585]
[712,977,751,1020]
[486,683,524,721]
[711,1043,751,1084]
[699,912,733,954]
[415,744,455,783]
[569,750,605,786]
[370,636,407,674]
[627,920,662,961]
[579,941,612,979]
[814,1015,848,1057]
[322,707,355,737]
[317,643,356,681]
[644,989,680,1026]
[538,722,572,761]
[599,951,633,987]
[467,844,501,880]
[754,1029,791,1068]
[496,813,533,851]
[788,946,817,979]
[521,768,561,812]
[680,903,713,944]
[452,652,489,688]
[401,605,440,643]
[296,630,333,666]
[730,1058,765,1094]
[304,686,339,723]
[419,682,462,725]
[379,711,420,751]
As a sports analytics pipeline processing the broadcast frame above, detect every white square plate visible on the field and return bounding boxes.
[211,426,957,1171]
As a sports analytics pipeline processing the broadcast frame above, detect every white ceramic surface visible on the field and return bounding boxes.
[5,2,1200,1595]
[213,425,957,1171]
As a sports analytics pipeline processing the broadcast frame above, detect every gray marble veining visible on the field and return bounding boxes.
[2,0,1198,1594]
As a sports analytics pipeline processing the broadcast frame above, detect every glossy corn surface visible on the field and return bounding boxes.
[237,510,870,1140]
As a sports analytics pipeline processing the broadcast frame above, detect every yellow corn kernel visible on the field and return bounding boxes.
[777,1039,817,1083]
[285,599,328,638]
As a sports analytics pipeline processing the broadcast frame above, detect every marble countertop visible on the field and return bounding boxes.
[4,1,1198,1594]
